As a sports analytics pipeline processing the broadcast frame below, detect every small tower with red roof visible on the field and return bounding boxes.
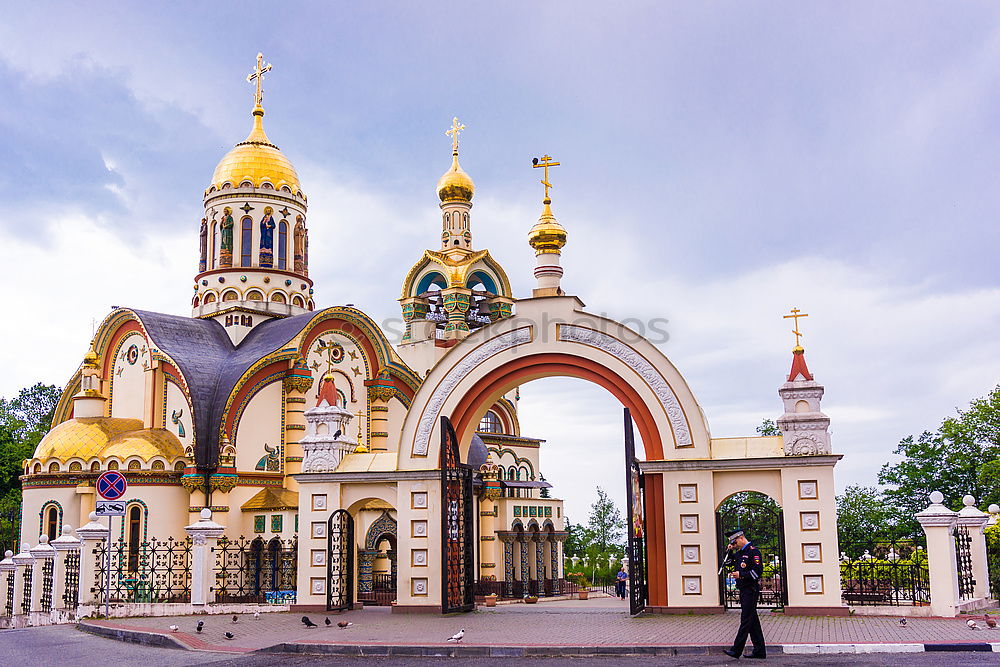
[776,309,831,456]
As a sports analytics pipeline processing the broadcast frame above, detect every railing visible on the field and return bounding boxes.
[954,525,976,600]
[358,573,396,606]
[21,566,32,614]
[213,536,297,604]
[62,550,80,609]
[475,579,573,600]
[40,559,53,613]
[840,540,930,606]
[93,536,192,604]
[5,570,13,616]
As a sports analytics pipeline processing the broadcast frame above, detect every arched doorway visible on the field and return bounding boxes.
[359,511,397,606]
[716,491,787,609]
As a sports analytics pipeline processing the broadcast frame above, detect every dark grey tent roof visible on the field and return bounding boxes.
[467,433,488,470]
[133,309,318,470]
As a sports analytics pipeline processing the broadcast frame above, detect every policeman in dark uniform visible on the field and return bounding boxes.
[723,529,767,660]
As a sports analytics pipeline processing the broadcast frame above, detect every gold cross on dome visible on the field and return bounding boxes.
[532,154,561,201]
[783,307,809,347]
[445,117,465,154]
[246,52,272,108]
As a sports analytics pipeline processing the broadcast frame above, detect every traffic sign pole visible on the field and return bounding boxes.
[105,514,112,619]
[95,470,127,618]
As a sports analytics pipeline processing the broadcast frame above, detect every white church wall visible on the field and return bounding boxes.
[235,382,284,473]
[110,332,150,421]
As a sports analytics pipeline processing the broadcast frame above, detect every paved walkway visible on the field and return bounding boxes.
[79,601,1000,655]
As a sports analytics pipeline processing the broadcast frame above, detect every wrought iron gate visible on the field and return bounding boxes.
[716,494,787,609]
[623,408,647,615]
[327,509,354,611]
[440,416,474,613]
[954,524,976,599]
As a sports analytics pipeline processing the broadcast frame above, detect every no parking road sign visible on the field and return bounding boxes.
[96,470,128,500]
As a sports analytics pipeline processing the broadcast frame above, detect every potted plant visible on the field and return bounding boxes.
[524,593,539,604]
[485,593,497,607]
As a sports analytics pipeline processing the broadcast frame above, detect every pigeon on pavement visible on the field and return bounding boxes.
[254,611,261,620]
[898,618,906,627]
[338,621,353,628]
[986,614,997,629]
[224,632,234,640]
[447,629,465,642]
[302,616,318,628]
[232,614,239,623]
[968,619,980,630]
[169,625,179,632]
[325,617,332,626]
[196,620,204,633]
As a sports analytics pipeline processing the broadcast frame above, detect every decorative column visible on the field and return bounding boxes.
[440,288,471,339]
[51,525,82,612]
[29,536,56,616]
[75,512,109,606]
[500,535,514,597]
[185,508,225,606]
[485,296,514,323]
[358,550,377,595]
[533,533,545,595]
[956,495,991,601]
[519,539,529,588]
[0,551,14,622]
[11,542,34,619]
[400,297,432,342]
[366,372,395,452]
[282,357,313,484]
[915,491,961,617]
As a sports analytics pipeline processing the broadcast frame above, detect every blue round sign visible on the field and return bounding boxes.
[96,470,128,500]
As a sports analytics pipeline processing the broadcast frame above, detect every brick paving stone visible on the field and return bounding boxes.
[81,604,1000,655]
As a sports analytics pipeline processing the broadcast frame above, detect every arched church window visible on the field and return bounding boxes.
[48,462,59,473]
[32,463,41,474]
[246,290,263,301]
[241,217,253,267]
[204,293,216,304]
[151,460,165,471]
[127,460,142,470]
[271,292,286,303]
[69,461,82,472]
[127,505,143,572]
[90,461,100,472]
[210,221,218,269]
[479,411,503,434]
[223,291,238,302]
[278,220,288,269]
[308,299,315,310]
[45,505,59,541]
[107,460,119,471]
[174,461,185,471]
[292,295,305,308]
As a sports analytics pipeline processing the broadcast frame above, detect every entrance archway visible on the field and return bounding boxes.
[397,297,712,610]
[716,491,787,609]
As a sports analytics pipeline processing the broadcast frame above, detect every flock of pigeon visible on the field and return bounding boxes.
[170,613,466,643]
[965,614,998,630]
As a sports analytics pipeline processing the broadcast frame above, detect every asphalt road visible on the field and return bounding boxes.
[2,626,1000,666]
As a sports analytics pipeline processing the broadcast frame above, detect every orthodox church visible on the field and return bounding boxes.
[22,56,566,603]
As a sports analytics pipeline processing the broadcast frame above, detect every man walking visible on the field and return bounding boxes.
[615,565,628,599]
[723,529,766,660]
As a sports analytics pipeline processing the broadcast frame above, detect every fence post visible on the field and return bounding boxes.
[75,512,109,606]
[29,536,56,619]
[185,508,224,607]
[11,542,35,621]
[915,491,960,617]
[51,524,82,612]
[956,495,991,601]
[0,551,14,624]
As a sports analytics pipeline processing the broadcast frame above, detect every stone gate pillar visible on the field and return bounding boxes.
[75,512,110,606]
[0,551,14,624]
[916,491,960,617]
[956,495,991,602]
[185,508,225,606]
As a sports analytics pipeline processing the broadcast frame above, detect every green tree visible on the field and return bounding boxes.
[562,517,594,559]
[0,383,61,507]
[587,486,624,552]
[879,385,1000,517]
[756,418,780,436]
[835,484,913,547]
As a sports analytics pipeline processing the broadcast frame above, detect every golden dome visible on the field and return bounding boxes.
[82,344,99,369]
[210,107,301,193]
[102,428,185,462]
[437,153,475,202]
[33,418,143,463]
[527,199,567,253]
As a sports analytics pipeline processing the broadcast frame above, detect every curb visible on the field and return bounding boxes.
[75,623,1000,656]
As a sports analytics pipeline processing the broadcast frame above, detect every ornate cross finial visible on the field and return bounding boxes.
[445,117,465,155]
[532,154,561,202]
[246,52,272,109]
[783,307,810,348]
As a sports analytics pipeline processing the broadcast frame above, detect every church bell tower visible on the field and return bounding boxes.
[192,53,313,342]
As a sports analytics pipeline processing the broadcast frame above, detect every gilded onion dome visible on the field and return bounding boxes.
[437,152,475,202]
[82,343,99,369]
[527,198,568,253]
[33,417,143,462]
[210,105,301,192]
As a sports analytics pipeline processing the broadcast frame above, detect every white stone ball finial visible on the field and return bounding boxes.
[88,512,98,522]
[929,491,944,505]
[4,551,11,559]
[964,495,976,507]
[989,504,1000,514]
[62,524,72,534]
[20,542,29,552]
[200,508,212,520]
[38,535,48,544]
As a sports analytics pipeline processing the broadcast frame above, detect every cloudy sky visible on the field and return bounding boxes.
[2,2,999,520]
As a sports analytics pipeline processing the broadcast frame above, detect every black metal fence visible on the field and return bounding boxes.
[840,540,930,606]
[954,525,976,600]
[5,570,13,616]
[475,578,576,600]
[62,549,80,609]
[92,536,192,604]
[20,566,31,614]
[358,573,396,606]
[213,536,297,604]
[40,558,53,613]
